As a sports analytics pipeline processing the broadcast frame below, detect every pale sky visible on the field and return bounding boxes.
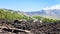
[0,0,60,12]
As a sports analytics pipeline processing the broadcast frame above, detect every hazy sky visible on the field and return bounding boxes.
[0,0,60,12]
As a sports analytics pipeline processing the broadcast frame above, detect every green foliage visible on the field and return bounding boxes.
[33,16,43,20]
[33,16,60,23]
[0,9,60,23]
[42,18,56,23]
[0,9,32,20]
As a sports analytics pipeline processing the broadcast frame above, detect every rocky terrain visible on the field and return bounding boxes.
[0,9,60,34]
[0,19,60,34]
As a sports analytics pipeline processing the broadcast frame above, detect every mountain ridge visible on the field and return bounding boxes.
[24,9,60,20]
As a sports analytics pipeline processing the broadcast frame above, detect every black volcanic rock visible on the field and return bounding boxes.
[0,19,60,34]
[11,19,60,34]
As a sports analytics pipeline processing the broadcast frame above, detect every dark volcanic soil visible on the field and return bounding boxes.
[0,19,60,34]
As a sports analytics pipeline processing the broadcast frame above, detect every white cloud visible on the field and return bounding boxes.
[43,4,60,10]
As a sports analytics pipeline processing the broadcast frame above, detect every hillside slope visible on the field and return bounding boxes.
[0,9,32,20]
